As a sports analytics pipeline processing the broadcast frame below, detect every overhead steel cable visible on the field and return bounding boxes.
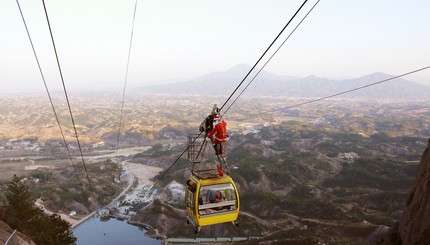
[220,0,309,111]
[115,0,139,158]
[223,0,321,116]
[15,0,86,195]
[41,0,97,206]
[263,65,430,113]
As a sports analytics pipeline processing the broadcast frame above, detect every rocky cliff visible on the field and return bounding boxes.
[397,138,430,244]
[379,138,430,244]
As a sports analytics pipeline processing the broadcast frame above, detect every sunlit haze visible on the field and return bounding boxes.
[1,0,430,92]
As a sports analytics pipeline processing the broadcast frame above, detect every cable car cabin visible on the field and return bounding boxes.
[185,174,239,233]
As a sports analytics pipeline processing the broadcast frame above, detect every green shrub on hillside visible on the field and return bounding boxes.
[323,158,416,192]
[241,191,349,221]
[359,191,408,214]
[236,163,261,183]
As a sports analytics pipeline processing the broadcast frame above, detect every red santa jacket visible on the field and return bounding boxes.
[207,120,227,144]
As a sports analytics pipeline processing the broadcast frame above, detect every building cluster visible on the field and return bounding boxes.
[112,183,157,217]
[0,139,109,156]
[1,139,44,152]
[167,181,186,202]
[338,152,359,161]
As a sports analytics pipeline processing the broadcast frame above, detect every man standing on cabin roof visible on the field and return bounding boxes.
[207,115,228,156]
[207,115,229,176]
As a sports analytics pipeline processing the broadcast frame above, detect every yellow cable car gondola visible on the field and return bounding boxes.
[185,172,240,233]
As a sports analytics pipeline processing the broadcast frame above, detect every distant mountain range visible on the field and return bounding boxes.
[141,64,430,99]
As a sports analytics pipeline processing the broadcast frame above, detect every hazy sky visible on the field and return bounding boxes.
[1,0,430,92]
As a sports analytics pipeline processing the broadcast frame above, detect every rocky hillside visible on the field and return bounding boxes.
[129,118,424,243]
[131,199,273,238]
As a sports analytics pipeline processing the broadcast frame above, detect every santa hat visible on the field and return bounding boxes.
[213,115,221,126]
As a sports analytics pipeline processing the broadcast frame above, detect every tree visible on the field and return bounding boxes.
[2,175,76,245]
[4,175,39,228]
[31,214,77,245]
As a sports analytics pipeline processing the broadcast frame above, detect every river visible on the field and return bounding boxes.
[73,217,161,245]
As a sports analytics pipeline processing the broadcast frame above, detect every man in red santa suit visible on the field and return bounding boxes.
[207,115,228,176]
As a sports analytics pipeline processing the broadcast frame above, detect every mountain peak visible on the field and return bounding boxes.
[225,64,253,73]
[221,64,254,78]
[358,72,392,80]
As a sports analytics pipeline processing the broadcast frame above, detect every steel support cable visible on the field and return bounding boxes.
[220,0,309,111]
[15,0,86,194]
[223,0,321,116]
[41,0,97,206]
[115,0,139,158]
[262,65,430,114]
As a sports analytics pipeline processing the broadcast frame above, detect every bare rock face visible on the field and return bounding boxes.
[397,138,430,244]
[0,220,35,245]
